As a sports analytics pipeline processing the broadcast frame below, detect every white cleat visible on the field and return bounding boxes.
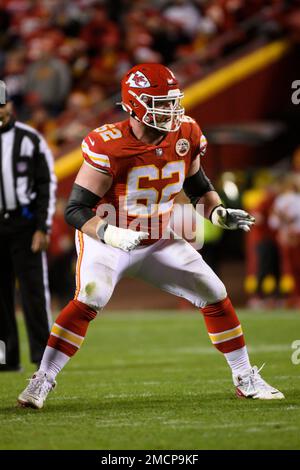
[17,371,56,409]
[233,365,285,400]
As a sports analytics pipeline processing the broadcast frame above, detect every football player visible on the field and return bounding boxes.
[18,64,284,408]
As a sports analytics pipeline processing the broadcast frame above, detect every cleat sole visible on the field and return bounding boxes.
[17,399,41,409]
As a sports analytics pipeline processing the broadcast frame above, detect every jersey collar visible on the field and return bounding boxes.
[125,119,171,150]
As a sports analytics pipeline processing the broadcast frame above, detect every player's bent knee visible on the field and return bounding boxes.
[77,281,112,312]
[204,281,227,306]
[76,296,106,313]
[80,300,102,314]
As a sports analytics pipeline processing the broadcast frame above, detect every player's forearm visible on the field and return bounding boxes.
[183,165,218,217]
[190,187,255,231]
[81,216,106,240]
[65,183,148,250]
[64,185,108,241]
[65,183,101,234]
[196,191,222,220]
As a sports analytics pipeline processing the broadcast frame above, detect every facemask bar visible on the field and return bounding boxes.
[128,90,185,132]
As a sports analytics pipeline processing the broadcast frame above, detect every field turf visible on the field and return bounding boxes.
[0,310,300,450]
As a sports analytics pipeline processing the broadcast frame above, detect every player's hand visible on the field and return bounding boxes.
[31,230,50,252]
[97,223,149,251]
[210,205,255,232]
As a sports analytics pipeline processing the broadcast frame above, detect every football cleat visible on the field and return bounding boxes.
[17,371,56,409]
[233,364,285,400]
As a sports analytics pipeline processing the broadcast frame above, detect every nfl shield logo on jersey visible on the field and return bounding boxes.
[176,138,190,156]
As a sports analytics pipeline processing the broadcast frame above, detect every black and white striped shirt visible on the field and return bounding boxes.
[0,119,56,232]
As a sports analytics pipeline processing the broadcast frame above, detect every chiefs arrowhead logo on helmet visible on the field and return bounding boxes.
[126,71,151,88]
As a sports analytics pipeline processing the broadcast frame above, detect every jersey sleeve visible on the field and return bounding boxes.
[81,132,114,176]
[190,120,208,160]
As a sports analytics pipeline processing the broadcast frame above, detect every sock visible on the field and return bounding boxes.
[40,347,70,382]
[39,299,97,380]
[224,346,251,376]
[200,296,251,375]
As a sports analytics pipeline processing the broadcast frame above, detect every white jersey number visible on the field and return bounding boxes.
[95,124,122,142]
[125,161,185,217]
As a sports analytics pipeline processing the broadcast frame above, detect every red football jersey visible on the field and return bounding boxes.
[81,117,207,244]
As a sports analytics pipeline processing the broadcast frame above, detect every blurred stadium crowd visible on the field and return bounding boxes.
[203,154,300,309]
[1,0,300,309]
[0,0,296,151]
[172,146,300,310]
[243,160,300,309]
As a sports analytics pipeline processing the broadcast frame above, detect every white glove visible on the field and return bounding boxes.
[210,205,255,232]
[96,222,149,251]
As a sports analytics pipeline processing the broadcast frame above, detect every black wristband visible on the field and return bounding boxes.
[209,204,224,223]
[97,221,108,242]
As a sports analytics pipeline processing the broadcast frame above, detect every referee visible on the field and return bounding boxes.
[0,86,56,371]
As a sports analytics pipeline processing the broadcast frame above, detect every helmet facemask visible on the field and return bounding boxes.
[128,89,184,132]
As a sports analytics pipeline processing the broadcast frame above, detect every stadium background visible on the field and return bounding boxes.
[2,0,300,453]
[1,0,300,310]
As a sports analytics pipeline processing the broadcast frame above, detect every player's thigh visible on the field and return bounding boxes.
[74,231,126,311]
[138,237,227,307]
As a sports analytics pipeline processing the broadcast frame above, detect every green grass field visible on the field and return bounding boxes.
[1,310,300,450]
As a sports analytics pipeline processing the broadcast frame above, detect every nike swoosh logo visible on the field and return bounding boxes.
[88,136,95,146]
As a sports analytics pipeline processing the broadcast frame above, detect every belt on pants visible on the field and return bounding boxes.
[0,207,29,220]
